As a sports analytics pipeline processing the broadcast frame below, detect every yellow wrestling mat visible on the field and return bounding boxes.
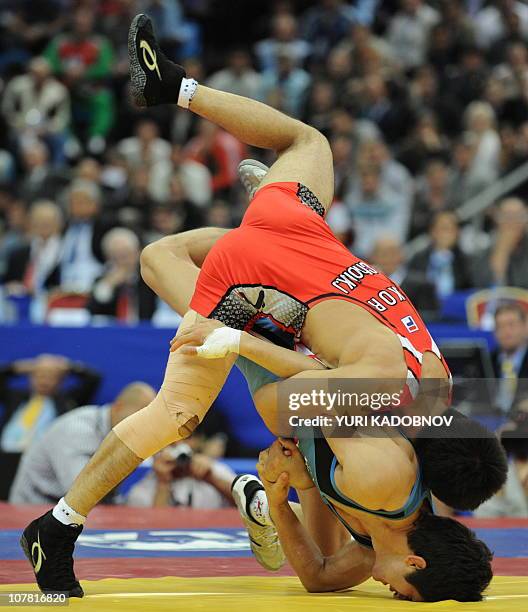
[1,576,527,611]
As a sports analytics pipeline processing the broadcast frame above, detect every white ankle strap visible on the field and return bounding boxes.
[178,78,198,109]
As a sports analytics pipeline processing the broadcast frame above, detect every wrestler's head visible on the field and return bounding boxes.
[371,513,493,602]
[412,409,508,510]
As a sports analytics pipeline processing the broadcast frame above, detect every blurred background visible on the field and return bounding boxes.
[1,0,528,516]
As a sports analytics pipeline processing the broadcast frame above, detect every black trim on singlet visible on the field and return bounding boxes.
[207,283,309,319]
[296,183,326,218]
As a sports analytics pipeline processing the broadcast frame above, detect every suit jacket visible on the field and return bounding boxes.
[491,346,528,410]
[407,245,473,291]
[0,362,102,435]
[87,273,157,321]
[2,244,61,288]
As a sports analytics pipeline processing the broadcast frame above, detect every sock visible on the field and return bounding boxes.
[248,489,273,527]
[52,497,86,527]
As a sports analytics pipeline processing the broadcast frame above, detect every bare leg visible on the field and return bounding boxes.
[65,310,236,517]
[189,86,334,210]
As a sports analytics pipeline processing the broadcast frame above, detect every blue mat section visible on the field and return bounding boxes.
[1,527,526,561]
[1,528,252,560]
[473,528,528,558]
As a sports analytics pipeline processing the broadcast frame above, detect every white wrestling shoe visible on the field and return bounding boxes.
[232,474,285,571]
[237,159,269,200]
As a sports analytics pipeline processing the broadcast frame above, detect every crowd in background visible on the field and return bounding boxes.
[2,0,528,324]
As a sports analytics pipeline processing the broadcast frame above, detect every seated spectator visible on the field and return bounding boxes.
[301,0,355,63]
[491,303,528,415]
[117,119,171,171]
[407,211,474,298]
[149,144,212,208]
[449,134,495,209]
[410,160,453,237]
[60,180,110,293]
[387,0,440,70]
[138,0,201,60]
[0,354,101,452]
[474,198,528,289]
[185,120,246,197]
[345,163,410,257]
[2,200,63,296]
[0,197,27,277]
[17,140,69,203]
[398,112,450,176]
[260,51,311,119]
[475,415,528,518]
[9,382,155,504]
[207,49,262,100]
[125,435,236,509]
[88,228,156,322]
[368,236,438,316]
[44,7,115,154]
[464,101,501,183]
[1,57,70,166]
[475,0,528,50]
[255,12,310,73]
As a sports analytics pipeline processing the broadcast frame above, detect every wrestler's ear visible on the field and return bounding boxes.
[405,555,427,570]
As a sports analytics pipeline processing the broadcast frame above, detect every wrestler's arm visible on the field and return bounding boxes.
[172,324,327,378]
[140,227,229,315]
[260,470,373,592]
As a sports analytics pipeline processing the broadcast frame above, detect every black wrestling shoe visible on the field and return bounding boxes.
[20,510,84,598]
[128,13,186,107]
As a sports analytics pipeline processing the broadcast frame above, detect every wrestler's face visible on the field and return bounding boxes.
[371,554,425,601]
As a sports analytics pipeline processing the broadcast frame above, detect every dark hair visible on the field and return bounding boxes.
[494,301,527,323]
[413,409,508,510]
[406,513,493,602]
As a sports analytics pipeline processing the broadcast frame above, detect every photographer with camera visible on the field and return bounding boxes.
[125,439,236,509]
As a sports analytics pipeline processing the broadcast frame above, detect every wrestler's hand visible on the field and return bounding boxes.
[170,320,240,358]
[257,462,290,508]
[257,440,314,491]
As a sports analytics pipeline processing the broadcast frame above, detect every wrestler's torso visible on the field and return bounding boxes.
[300,425,425,543]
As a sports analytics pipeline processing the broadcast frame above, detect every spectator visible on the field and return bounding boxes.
[117,119,171,171]
[491,302,528,414]
[255,13,310,72]
[88,228,156,322]
[301,0,355,63]
[345,163,410,257]
[407,211,474,299]
[2,200,63,296]
[149,144,213,208]
[44,7,115,153]
[260,50,311,118]
[0,354,101,452]
[138,0,201,60]
[17,140,68,203]
[1,57,70,166]
[126,439,236,508]
[411,159,453,237]
[448,134,494,210]
[474,198,528,289]
[185,121,246,197]
[464,101,501,183]
[9,382,155,504]
[475,415,528,518]
[207,49,262,100]
[475,0,528,50]
[59,180,110,293]
[368,236,438,315]
[387,0,440,70]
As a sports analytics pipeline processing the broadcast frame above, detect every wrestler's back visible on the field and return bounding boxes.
[302,299,449,383]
